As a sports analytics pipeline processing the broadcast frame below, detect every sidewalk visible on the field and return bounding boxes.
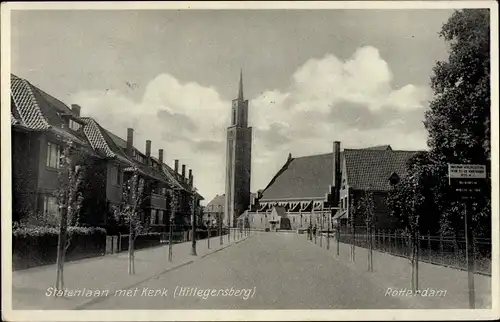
[11,232,252,310]
[308,234,492,309]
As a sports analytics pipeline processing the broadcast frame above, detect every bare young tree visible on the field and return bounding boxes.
[113,171,145,275]
[359,187,375,272]
[54,140,86,292]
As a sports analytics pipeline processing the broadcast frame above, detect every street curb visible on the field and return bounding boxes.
[74,235,252,310]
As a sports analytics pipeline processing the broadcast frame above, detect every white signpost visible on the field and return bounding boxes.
[448,164,486,309]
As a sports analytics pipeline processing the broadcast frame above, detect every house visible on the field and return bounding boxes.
[11,74,95,224]
[204,194,225,226]
[205,192,258,228]
[333,146,418,230]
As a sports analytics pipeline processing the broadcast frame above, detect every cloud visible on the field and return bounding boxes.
[72,45,430,203]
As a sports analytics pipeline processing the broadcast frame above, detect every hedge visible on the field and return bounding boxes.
[13,226,107,270]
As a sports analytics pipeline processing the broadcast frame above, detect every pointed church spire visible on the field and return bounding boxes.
[238,68,244,101]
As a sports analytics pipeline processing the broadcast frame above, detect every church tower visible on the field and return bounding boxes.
[225,70,252,227]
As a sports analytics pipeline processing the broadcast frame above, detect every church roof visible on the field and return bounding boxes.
[258,144,420,202]
[260,152,341,201]
[344,149,419,191]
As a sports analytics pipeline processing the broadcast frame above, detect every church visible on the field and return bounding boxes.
[241,143,419,232]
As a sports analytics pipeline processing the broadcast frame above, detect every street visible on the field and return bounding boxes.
[80,232,418,310]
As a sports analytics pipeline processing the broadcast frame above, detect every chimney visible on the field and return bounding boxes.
[174,160,179,173]
[71,104,81,117]
[126,128,134,157]
[158,149,164,164]
[182,164,186,179]
[189,169,193,186]
[333,141,341,205]
[145,140,151,165]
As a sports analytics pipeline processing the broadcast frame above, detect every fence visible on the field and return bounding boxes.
[113,229,225,253]
[335,225,491,276]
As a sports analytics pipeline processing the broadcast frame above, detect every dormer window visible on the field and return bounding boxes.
[389,172,400,185]
[69,119,81,131]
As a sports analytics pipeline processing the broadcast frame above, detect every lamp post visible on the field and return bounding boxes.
[327,209,331,250]
[207,212,211,249]
[228,211,231,243]
[218,205,223,245]
[320,206,324,247]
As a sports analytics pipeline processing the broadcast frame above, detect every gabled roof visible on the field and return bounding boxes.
[104,129,128,150]
[10,74,50,130]
[79,117,133,165]
[206,194,225,211]
[271,206,286,217]
[260,152,342,201]
[344,149,418,191]
[10,74,90,147]
[365,145,392,151]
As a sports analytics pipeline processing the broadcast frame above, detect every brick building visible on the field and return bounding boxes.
[333,145,418,230]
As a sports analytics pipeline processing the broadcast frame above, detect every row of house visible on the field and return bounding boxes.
[236,142,419,231]
[11,73,203,233]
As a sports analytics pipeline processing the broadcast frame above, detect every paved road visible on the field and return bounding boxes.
[81,232,418,309]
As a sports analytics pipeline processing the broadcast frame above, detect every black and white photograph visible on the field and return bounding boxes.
[1,1,498,321]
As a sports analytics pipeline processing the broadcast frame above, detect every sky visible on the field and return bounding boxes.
[10,8,455,204]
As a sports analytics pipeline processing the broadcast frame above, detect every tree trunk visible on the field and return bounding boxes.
[191,198,197,256]
[128,221,133,275]
[55,202,68,293]
[168,219,173,262]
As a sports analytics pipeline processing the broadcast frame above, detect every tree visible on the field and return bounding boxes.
[54,140,86,292]
[358,187,375,272]
[168,187,178,262]
[424,9,491,237]
[387,172,423,292]
[112,171,146,275]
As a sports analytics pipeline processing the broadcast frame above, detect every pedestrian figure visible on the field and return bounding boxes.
[307,226,311,240]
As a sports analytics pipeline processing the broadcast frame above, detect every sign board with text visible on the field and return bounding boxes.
[448,164,486,196]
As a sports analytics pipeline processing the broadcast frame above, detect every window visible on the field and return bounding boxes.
[161,187,167,196]
[43,195,59,215]
[109,165,121,186]
[232,107,236,125]
[46,142,61,169]
[150,209,158,225]
[293,217,295,223]
[158,210,164,225]
[341,198,344,209]
[68,119,81,131]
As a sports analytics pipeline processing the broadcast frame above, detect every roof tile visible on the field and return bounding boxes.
[344,149,418,191]
[261,153,341,201]
[10,74,50,130]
